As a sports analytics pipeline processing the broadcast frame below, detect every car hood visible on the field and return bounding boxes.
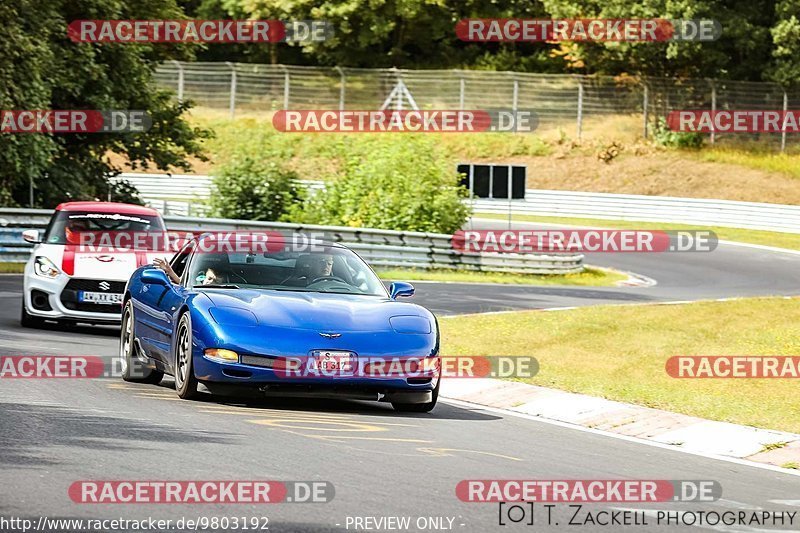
[200,288,430,332]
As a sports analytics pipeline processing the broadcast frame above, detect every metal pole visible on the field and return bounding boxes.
[29,174,34,208]
[710,81,716,145]
[782,90,788,153]
[507,165,512,229]
[468,165,474,230]
[172,60,184,103]
[577,79,584,140]
[642,83,649,139]
[226,62,237,119]
[281,66,290,110]
[335,67,345,111]
[512,78,519,115]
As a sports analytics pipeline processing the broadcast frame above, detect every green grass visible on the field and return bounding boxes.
[440,297,800,433]
[694,146,800,180]
[377,266,628,287]
[475,213,800,251]
[0,263,24,273]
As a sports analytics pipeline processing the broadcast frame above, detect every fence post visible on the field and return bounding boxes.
[512,77,519,115]
[335,66,345,110]
[642,82,649,139]
[710,81,716,145]
[225,62,236,119]
[172,60,184,103]
[281,66,290,110]
[459,76,465,110]
[576,78,584,140]
[782,90,788,153]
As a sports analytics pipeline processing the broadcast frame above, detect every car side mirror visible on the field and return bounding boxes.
[22,229,41,244]
[142,268,170,286]
[389,281,415,300]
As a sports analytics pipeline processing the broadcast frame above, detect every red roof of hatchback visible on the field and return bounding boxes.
[55,201,160,217]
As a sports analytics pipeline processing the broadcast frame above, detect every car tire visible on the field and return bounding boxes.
[20,302,45,328]
[120,300,163,384]
[173,311,201,400]
[391,378,439,413]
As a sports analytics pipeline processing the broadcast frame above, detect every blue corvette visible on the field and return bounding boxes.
[119,235,441,412]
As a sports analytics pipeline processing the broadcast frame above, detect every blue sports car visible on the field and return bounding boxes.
[119,235,441,412]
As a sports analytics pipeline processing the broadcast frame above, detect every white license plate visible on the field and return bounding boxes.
[312,350,356,375]
[78,291,123,304]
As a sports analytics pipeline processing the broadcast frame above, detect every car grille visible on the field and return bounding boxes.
[240,355,276,368]
[60,278,125,313]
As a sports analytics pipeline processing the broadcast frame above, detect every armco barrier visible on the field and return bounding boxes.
[0,209,583,274]
[471,191,800,233]
[115,173,800,233]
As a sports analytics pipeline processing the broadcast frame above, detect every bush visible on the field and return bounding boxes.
[653,117,704,149]
[290,135,471,234]
[210,156,302,221]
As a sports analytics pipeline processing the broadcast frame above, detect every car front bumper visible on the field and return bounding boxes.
[23,262,124,324]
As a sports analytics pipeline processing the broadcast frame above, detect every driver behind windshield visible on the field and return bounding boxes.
[310,254,334,279]
[283,253,334,287]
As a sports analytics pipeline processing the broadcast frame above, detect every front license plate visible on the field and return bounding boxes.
[78,291,123,304]
[312,350,356,375]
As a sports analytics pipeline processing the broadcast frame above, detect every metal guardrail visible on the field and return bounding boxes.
[0,209,583,274]
[471,190,800,233]
[114,173,800,233]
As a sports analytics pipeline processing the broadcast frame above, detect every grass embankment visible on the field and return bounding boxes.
[0,263,24,273]
[110,109,800,205]
[377,266,627,287]
[475,213,800,252]
[440,297,800,433]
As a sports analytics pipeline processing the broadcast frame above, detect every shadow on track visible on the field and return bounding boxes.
[137,378,501,422]
[0,402,236,468]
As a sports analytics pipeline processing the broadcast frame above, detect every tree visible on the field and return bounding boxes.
[290,135,471,234]
[210,156,302,221]
[768,0,800,86]
[184,0,556,70]
[0,0,209,207]
[540,0,776,80]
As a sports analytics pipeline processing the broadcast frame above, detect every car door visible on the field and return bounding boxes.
[134,242,193,361]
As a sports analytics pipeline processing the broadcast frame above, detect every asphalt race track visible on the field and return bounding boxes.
[3,225,800,532]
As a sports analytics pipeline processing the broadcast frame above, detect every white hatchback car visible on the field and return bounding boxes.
[21,201,167,327]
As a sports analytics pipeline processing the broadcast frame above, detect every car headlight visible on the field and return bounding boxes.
[34,256,60,278]
[204,348,239,363]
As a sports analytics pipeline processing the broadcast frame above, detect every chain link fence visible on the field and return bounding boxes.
[154,61,799,151]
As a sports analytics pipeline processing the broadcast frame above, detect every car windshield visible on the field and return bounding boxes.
[43,210,165,245]
[186,245,388,297]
